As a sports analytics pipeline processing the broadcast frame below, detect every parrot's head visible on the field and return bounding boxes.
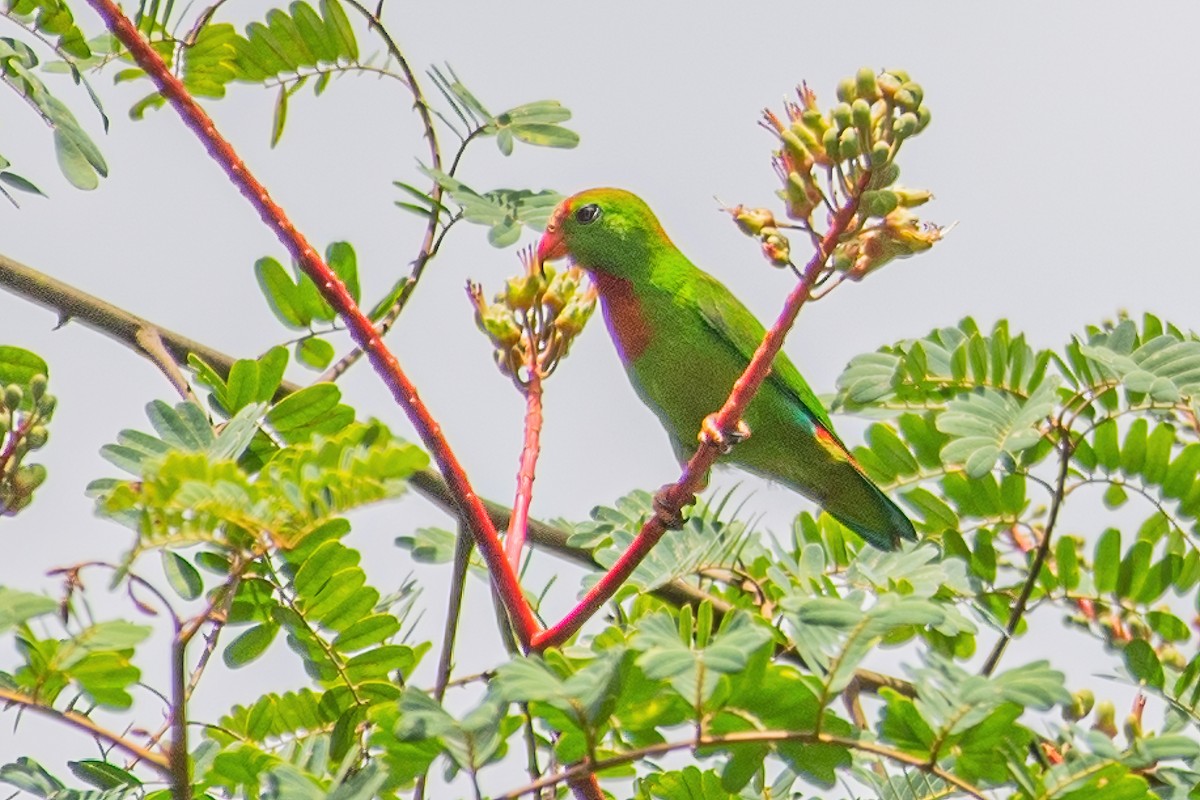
[537,188,670,279]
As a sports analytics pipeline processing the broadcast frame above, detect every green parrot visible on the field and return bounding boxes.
[537,188,916,550]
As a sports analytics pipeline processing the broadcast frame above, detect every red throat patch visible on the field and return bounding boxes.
[590,271,651,361]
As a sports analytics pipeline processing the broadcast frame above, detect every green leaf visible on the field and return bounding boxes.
[394,526,456,563]
[160,550,202,600]
[224,623,279,667]
[255,256,307,328]
[937,380,1058,476]
[68,760,141,790]
[0,758,65,796]
[297,337,335,370]
[326,241,359,303]
[271,83,288,146]
[1124,639,1164,689]
[509,122,579,148]
[265,383,353,443]
[1094,528,1121,595]
[332,614,400,652]
[0,346,48,387]
[0,588,57,632]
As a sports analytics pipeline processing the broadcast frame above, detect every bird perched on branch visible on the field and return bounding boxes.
[537,188,915,550]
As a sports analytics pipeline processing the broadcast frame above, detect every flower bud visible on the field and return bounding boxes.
[893,187,933,207]
[877,72,901,98]
[1092,701,1118,738]
[800,109,826,137]
[855,67,878,102]
[25,426,48,449]
[916,106,933,133]
[831,103,853,130]
[1123,713,1143,742]
[869,141,892,168]
[894,89,916,111]
[760,229,791,267]
[504,271,545,312]
[839,128,861,159]
[37,395,56,420]
[729,206,776,236]
[894,112,919,141]
[822,128,840,162]
[1063,688,1095,721]
[1160,644,1186,670]
[851,99,872,132]
[836,78,857,103]
[29,375,47,401]
[900,81,923,108]
[3,385,22,411]
[783,172,823,220]
[779,129,813,170]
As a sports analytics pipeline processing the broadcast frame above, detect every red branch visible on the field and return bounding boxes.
[86,0,540,647]
[532,180,869,651]
[506,356,543,571]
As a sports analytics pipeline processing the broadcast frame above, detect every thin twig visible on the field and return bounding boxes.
[318,0,445,384]
[507,351,543,570]
[531,171,873,651]
[497,728,987,800]
[414,523,474,800]
[0,688,171,774]
[134,327,197,405]
[980,426,1074,676]
[83,0,539,648]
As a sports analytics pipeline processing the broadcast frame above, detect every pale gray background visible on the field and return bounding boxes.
[1,2,1197,795]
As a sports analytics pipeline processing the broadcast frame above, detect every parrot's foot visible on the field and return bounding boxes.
[653,484,695,530]
[699,415,751,454]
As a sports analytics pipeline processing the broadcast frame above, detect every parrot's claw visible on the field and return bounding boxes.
[653,484,694,530]
[699,415,751,454]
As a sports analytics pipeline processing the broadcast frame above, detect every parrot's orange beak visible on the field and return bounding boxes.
[537,203,570,263]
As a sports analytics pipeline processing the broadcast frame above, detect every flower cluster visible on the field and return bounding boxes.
[467,249,597,389]
[0,374,54,516]
[732,68,943,282]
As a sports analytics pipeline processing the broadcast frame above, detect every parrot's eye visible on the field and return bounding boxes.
[575,204,601,225]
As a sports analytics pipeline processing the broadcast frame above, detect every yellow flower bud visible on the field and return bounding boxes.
[729,205,776,236]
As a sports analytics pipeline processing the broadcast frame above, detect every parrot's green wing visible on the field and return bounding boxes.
[691,272,837,434]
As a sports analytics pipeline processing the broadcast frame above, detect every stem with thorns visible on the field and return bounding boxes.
[507,348,544,570]
[84,0,539,647]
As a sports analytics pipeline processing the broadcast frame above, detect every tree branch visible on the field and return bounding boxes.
[83,0,540,647]
[498,728,987,800]
[0,688,171,774]
[0,252,915,698]
[319,0,445,384]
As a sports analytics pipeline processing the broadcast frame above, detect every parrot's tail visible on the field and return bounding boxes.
[817,462,918,550]
[774,426,918,550]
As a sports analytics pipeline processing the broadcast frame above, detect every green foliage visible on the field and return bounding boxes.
[564,489,759,594]
[427,65,579,154]
[0,35,106,189]
[6,38,1200,800]
[416,168,561,247]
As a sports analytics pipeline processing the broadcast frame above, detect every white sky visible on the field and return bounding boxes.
[2,1,1198,794]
